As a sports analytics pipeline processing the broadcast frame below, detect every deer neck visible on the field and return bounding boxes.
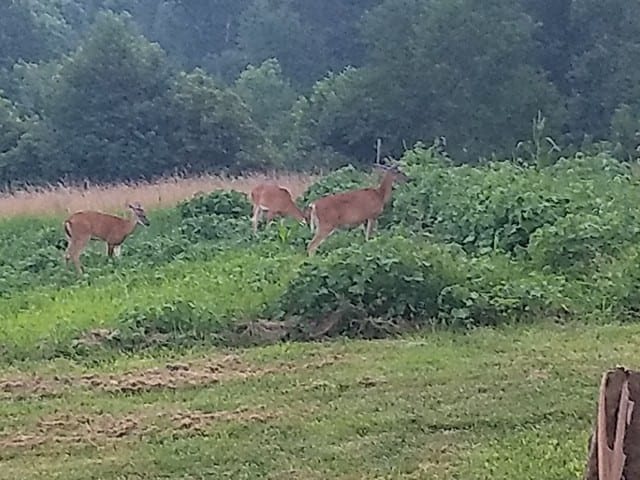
[376,172,396,205]
[291,205,306,222]
[125,213,139,237]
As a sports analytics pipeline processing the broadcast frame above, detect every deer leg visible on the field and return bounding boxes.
[265,210,278,227]
[107,244,122,259]
[68,237,89,275]
[307,227,333,256]
[251,205,261,234]
[64,240,72,268]
[365,219,376,241]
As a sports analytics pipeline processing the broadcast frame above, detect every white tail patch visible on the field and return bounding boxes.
[64,220,72,240]
[309,203,319,234]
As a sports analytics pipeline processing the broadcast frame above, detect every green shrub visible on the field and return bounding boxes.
[110,300,230,351]
[298,164,371,205]
[528,211,640,275]
[464,254,574,321]
[270,233,576,331]
[270,235,467,324]
[178,189,252,219]
[179,214,251,243]
[389,157,572,253]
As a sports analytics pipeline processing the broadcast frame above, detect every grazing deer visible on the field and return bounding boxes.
[250,183,307,233]
[63,202,150,274]
[306,164,407,256]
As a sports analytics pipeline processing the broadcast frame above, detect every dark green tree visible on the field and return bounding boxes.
[288,67,381,166]
[234,58,297,140]
[0,95,51,185]
[357,0,565,160]
[519,0,572,92]
[0,0,72,69]
[44,11,173,181]
[167,69,273,173]
[567,0,640,141]
[236,0,381,86]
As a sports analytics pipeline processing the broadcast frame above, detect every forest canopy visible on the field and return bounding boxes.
[0,0,639,186]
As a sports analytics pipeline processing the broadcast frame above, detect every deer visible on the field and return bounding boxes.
[63,202,150,274]
[249,183,307,233]
[306,163,408,256]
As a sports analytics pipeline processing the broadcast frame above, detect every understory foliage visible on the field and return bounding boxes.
[3,148,640,359]
[272,146,640,328]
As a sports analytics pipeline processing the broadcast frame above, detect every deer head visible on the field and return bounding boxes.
[128,202,150,226]
[375,158,409,184]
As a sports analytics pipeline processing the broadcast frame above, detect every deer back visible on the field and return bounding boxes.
[251,184,304,219]
[66,211,136,244]
[311,187,385,229]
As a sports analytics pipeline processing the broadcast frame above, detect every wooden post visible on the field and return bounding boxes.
[584,367,640,480]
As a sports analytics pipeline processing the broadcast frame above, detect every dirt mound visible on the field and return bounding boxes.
[227,314,418,348]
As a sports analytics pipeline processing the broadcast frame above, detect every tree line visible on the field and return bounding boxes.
[1,0,639,187]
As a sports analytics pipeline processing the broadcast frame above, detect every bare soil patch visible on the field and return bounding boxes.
[0,406,279,451]
[0,353,344,399]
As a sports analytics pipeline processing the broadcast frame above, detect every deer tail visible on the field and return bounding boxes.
[309,203,319,234]
[63,220,73,240]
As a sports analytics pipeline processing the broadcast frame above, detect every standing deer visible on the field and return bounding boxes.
[250,183,307,233]
[306,164,407,256]
[63,202,150,274]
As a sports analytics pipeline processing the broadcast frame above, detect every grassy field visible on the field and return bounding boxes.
[3,155,640,479]
[0,321,630,479]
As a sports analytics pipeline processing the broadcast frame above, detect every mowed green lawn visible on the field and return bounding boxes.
[1,321,634,479]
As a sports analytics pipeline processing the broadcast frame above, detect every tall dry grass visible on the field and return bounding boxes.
[0,172,315,218]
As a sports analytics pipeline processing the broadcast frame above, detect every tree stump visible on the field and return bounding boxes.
[584,367,640,480]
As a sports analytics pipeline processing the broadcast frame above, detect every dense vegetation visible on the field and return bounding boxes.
[1,146,638,361]
[1,0,640,186]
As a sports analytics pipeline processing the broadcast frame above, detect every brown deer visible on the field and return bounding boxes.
[250,183,307,233]
[63,202,150,274]
[306,164,407,256]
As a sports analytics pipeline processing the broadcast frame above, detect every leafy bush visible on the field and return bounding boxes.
[298,164,371,205]
[462,254,574,321]
[179,215,251,243]
[270,236,465,323]
[109,300,230,351]
[389,156,572,253]
[178,189,252,219]
[270,232,577,333]
[528,211,640,275]
[176,189,255,244]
